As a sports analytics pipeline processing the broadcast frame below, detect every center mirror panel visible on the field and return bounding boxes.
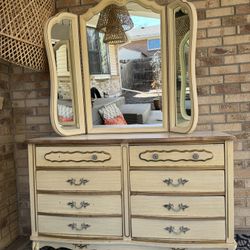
[81,0,167,134]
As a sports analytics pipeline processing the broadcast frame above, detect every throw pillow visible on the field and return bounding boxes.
[98,103,127,125]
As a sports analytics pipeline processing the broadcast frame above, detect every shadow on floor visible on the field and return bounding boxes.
[6,234,250,250]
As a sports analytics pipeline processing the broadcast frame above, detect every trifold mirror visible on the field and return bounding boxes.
[44,0,198,136]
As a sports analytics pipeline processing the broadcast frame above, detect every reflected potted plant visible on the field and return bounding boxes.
[151,51,162,110]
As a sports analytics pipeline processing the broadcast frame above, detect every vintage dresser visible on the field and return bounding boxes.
[28,132,236,250]
[29,0,237,249]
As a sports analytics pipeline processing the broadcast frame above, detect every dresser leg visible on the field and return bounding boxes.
[228,246,237,250]
[32,241,40,250]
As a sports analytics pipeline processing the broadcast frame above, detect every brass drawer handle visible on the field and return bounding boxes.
[73,244,89,249]
[67,178,89,186]
[165,226,190,235]
[67,201,90,209]
[192,153,200,160]
[68,223,90,231]
[164,203,189,212]
[163,178,189,187]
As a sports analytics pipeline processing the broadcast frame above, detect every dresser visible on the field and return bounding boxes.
[28,132,236,250]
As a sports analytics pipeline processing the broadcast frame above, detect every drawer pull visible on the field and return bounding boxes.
[68,223,90,231]
[91,154,98,161]
[171,248,186,250]
[73,244,89,249]
[192,153,200,160]
[164,203,189,212]
[152,153,159,160]
[165,226,190,235]
[163,178,189,187]
[67,201,90,209]
[67,178,89,186]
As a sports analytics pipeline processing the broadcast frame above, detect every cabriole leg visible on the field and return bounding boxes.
[32,241,40,250]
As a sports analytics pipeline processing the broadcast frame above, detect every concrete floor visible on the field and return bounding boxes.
[6,237,31,250]
[5,234,250,250]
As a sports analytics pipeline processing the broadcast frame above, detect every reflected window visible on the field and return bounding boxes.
[87,27,110,74]
[147,38,161,51]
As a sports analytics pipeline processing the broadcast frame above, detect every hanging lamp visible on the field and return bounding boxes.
[0,0,55,71]
[96,4,134,44]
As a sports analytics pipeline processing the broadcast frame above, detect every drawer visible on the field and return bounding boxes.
[131,196,225,218]
[38,215,122,237]
[37,170,121,192]
[38,194,122,215]
[36,146,121,167]
[130,170,224,193]
[130,144,224,167]
[132,218,225,241]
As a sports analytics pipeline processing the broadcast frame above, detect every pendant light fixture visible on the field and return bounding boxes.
[96,4,134,44]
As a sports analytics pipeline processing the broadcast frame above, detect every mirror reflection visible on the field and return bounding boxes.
[175,8,191,127]
[86,2,163,127]
[51,20,75,125]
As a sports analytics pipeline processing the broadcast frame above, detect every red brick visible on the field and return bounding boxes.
[222,15,249,26]
[236,4,250,15]
[208,46,237,56]
[238,24,250,35]
[211,84,241,94]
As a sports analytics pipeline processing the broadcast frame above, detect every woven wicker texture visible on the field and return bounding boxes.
[96,4,134,44]
[0,0,55,71]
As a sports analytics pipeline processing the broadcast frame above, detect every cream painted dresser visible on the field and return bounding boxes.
[28,132,237,250]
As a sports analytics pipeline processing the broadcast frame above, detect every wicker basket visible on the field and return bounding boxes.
[0,0,55,71]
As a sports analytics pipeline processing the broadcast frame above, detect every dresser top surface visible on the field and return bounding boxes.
[28,131,235,145]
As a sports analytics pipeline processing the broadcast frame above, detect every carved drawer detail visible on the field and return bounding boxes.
[36,146,121,167]
[44,150,111,163]
[130,144,224,167]
[139,149,213,162]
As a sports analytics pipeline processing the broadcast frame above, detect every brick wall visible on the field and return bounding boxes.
[9,65,55,235]
[0,60,18,249]
[192,0,250,229]
[1,0,250,241]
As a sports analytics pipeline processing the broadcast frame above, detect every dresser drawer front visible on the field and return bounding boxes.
[36,146,121,167]
[37,171,121,192]
[130,171,224,193]
[131,196,225,218]
[38,194,122,215]
[38,215,122,237]
[132,218,225,241]
[130,144,224,167]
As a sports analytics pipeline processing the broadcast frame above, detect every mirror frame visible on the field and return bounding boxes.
[168,0,198,134]
[80,0,168,134]
[44,12,86,136]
